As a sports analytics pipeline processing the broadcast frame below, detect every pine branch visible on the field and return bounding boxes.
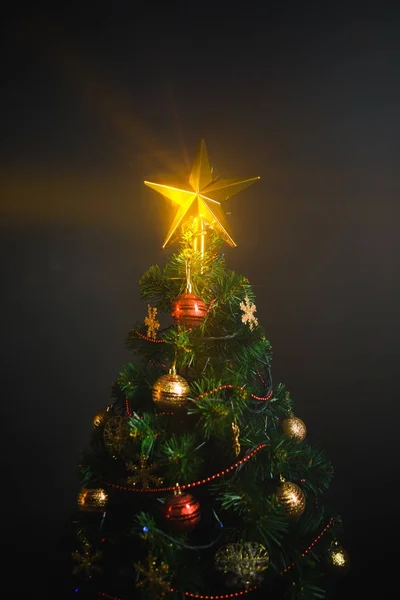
[159,433,204,483]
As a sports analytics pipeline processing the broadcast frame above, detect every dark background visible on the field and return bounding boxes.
[1,1,398,597]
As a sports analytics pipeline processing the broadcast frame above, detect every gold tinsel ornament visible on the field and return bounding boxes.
[276,478,306,519]
[240,295,258,331]
[231,421,241,457]
[126,455,163,488]
[214,542,269,588]
[281,414,307,443]
[152,365,190,411]
[134,552,171,598]
[77,488,108,512]
[144,304,160,339]
[327,541,350,575]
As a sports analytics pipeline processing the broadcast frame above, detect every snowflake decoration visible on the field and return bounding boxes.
[240,295,258,331]
[144,304,160,339]
[134,552,171,598]
[72,536,102,577]
[126,455,163,488]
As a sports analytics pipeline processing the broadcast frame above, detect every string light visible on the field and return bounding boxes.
[103,443,268,493]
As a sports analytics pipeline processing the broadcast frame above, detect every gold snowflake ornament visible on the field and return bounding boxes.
[72,537,102,577]
[126,455,163,488]
[240,295,258,331]
[135,552,171,598]
[144,304,160,339]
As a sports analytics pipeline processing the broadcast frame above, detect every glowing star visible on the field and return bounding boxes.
[144,304,160,339]
[144,139,260,248]
[240,295,258,331]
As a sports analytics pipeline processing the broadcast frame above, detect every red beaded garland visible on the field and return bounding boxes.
[171,292,207,327]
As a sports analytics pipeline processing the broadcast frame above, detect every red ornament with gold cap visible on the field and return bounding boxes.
[171,291,207,328]
[162,484,201,533]
[171,261,207,328]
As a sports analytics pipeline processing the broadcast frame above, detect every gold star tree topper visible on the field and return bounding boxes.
[144,139,260,248]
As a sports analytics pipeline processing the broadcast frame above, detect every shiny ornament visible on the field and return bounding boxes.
[215,542,269,588]
[144,304,160,339]
[328,542,350,575]
[240,295,258,331]
[152,366,190,410]
[77,488,108,512]
[162,485,201,533]
[144,139,260,251]
[276,480,306,519]
[171,292,207,328]
[103,416,129,454]
[282,415,307,443]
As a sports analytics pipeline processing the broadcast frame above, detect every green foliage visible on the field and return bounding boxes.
[188,394,232,440]
[128,412,158,457]
[285,568,326,600]
[72,222,344,600]
[117,362,141,398]
[159,433,204,483]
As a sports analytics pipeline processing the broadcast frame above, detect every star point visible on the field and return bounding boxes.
[144,140,259,248]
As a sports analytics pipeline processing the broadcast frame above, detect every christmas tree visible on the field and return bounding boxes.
[67,140,349,600]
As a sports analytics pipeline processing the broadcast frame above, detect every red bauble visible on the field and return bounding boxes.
[171,292,207,328]
[162,491,201,532]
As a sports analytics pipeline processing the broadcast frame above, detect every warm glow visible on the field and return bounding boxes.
[144,139,259,249]
[331,550,346,566]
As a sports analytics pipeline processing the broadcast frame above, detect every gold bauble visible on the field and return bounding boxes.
[276,480,306,519]
[215,542,269,588]
[328,543,350,575]
[77,487,108,512]
[152,367,190,410]
[103,416,129,454]
[281,415,307,442]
